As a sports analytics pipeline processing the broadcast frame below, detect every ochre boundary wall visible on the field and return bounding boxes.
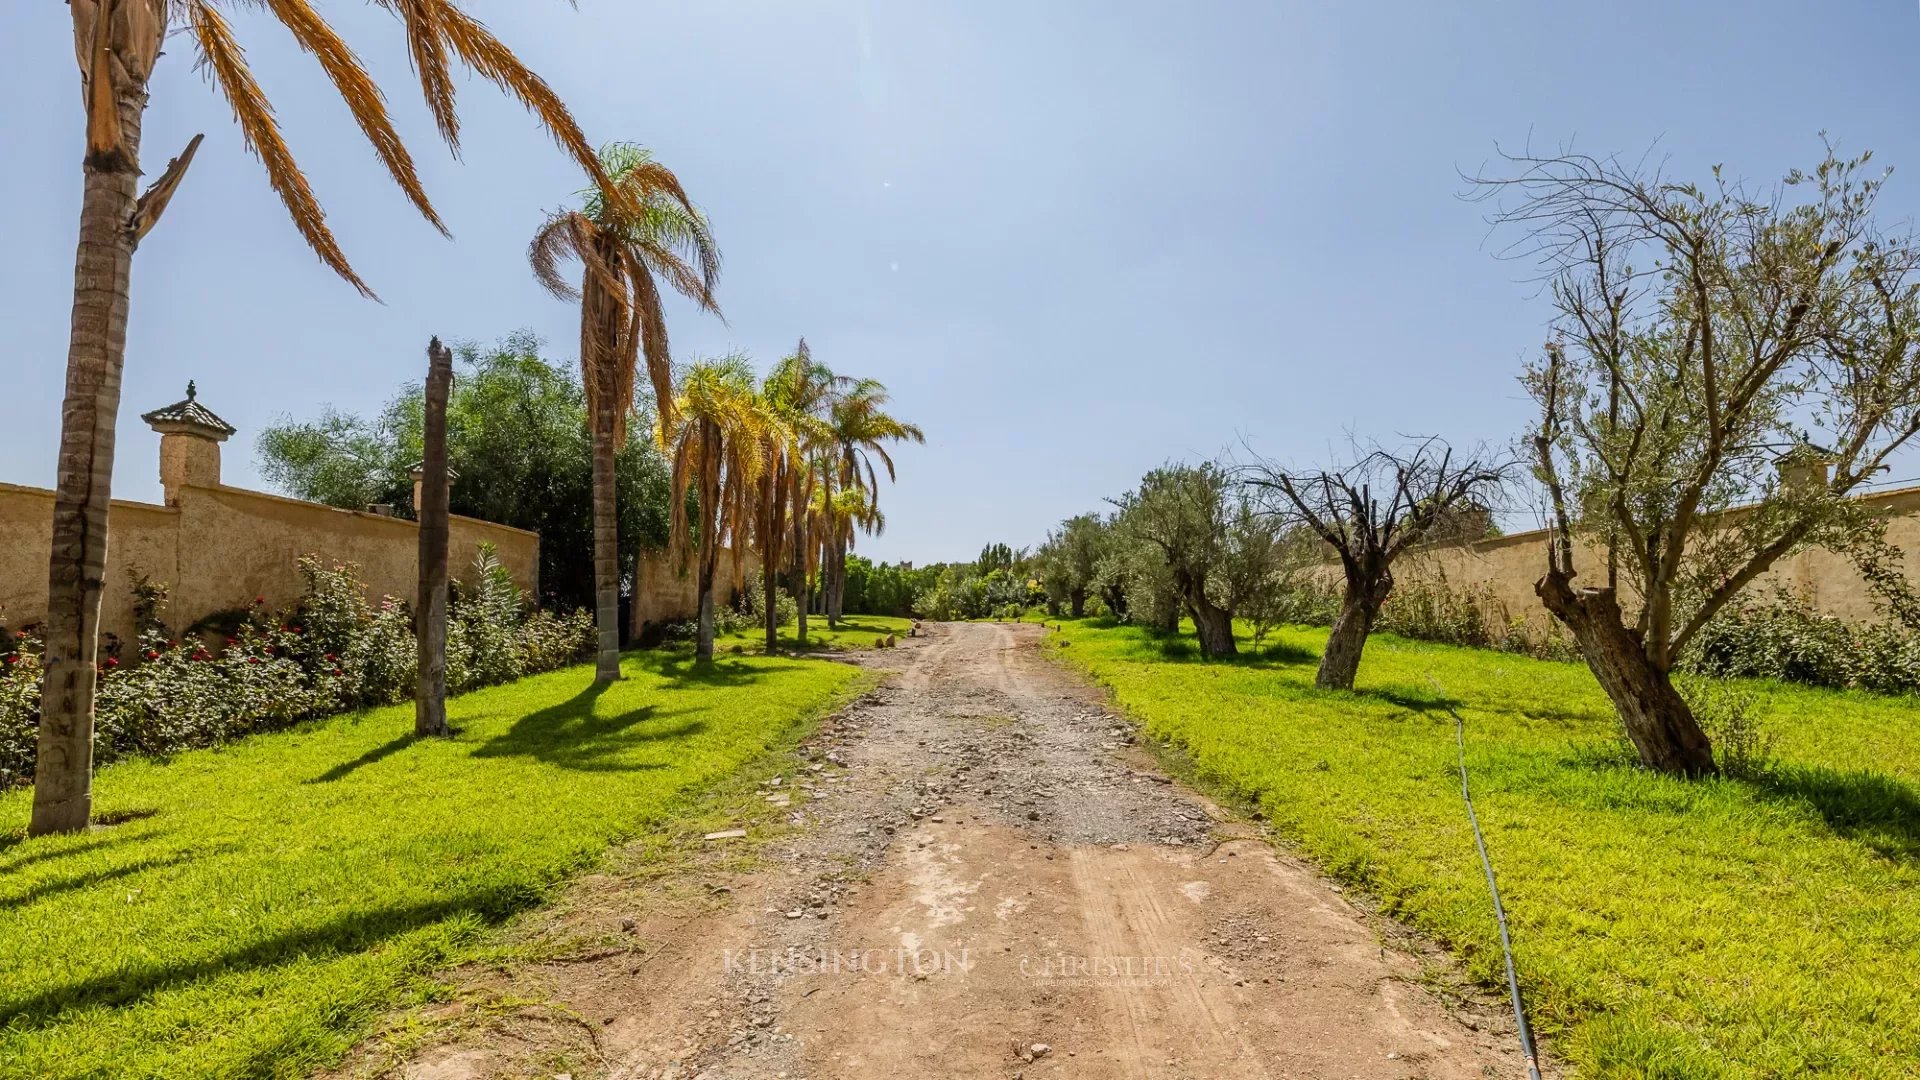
[630,547,758,633]
[1385,485,1920,631]
[0,481,538,643]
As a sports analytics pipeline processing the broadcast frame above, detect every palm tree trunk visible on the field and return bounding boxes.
[762,469,782,652]
[762,535,781,651]
[793,519,810,643]
[415,338,453,736]
[590,397,623,682]
[696,566,717,661]
[31,86,150,836]
[826,537,846,627]
[695,418,720,661]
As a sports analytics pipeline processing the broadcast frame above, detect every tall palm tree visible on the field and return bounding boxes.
[822,381,923,625]
[531,144,721,682]
[754,341,842,650]
[35,0,618,836]
[661,356,764,661]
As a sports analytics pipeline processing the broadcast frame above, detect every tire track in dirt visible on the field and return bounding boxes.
[360,621,1542,1080]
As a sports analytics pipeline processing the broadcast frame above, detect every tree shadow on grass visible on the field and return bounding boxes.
[469,682,701,772]
[1356,682,1466,714]
[650,655,805,689]
[0,826,158,866]
[0,851,196,913]
[1747,763,1920,861]
[1136,633,1316,669]
[305,733,433,785]
[0,889,520,1034]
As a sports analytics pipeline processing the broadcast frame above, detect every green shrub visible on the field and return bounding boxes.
[1683,588,1920,696]
[0,554,594,785]
[1676,675,1777,777]
[741,568,798,628]
[449,544,527,692]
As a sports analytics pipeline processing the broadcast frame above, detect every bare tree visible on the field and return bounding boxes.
[1249,439,1507,690]
[415,338,453,738]
[1477,142,1920,776]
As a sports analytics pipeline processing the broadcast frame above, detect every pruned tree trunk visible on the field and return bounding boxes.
[1537,570,1717,777]
[415,337,453,737]
[1320,576,1382,684]
[31,82,151,837]
[1317,595,1378,690]
[1187,596,1238,658]
[1069,588,1087,619]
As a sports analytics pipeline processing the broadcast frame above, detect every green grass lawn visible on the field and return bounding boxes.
[713,613,914,654]
[0,650,864,1080]
[1040,617,1920,1080]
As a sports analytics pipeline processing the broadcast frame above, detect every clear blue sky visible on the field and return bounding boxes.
[5,2,1919,563]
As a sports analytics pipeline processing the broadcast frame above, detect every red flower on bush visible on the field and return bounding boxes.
[245,656,262,665]
[144,650,160,660]
[324,653,337,662]
[104,657,119,667]
[253,597,266,606]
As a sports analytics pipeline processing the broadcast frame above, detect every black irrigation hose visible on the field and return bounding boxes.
[1435,685,1544,1080]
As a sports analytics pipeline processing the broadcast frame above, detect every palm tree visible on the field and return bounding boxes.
[35,0,619,836]
[531,144,721,682]
[821,486,884,621]
[822,381,923,625]
[754,341,843,650]
[661,356,764,661]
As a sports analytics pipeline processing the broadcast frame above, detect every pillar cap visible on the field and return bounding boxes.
[141,381,235,441]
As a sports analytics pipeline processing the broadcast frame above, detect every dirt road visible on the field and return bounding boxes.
[383,622,1533,1080]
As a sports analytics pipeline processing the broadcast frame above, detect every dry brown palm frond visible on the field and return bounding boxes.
[527,211,587,300]
[191,1,374,297]
[667,425,698,571]
[423,0,633,218]
[263,0,446,235]
[375,0,463,150]
[83,0,122,166]
[611,158,696,217]
[626,254,676,429]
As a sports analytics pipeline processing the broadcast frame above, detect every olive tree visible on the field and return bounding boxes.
[1038,513,1110,617]
[1248,439,1506,689]
[1482,143,1920,776]
[1110,462,1284,657]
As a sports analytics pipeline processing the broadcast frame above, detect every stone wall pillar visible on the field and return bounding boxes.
[140,381,234,506]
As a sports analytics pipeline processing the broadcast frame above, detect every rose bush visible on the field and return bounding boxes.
[0,552,594,785]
